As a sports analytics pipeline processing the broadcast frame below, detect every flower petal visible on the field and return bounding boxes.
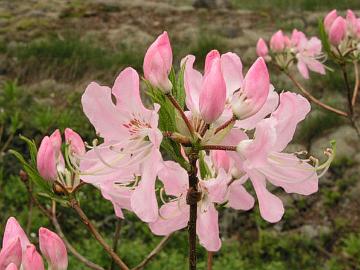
[227,177,255,210]
[220,52,243,97]
[158,161,188,197]
[196,204,221,251]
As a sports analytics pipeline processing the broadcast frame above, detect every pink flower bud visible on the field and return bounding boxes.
[0,238,22,269]
[291,29,306,47]
[199,58,226,124]
[143,31,173,93]
[211,150,231,173]
[49,129,62,154]
[39,228,68,270]
[256,38,268,57]
[231,57,270,120]
[23,245,45,270]
[36,136,57,181]
[5,263,18,270]
[329,16,346,46]
[2,217,30,253]
[64,128,85,155]
[324,9,337,32]
[346,9,358,36]
[270,30,285,52]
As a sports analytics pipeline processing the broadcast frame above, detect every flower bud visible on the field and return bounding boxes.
[3,217,30,252]
[143,31,173,93]
[231,57,270,120]
[256,38,268,57]
[329,16,346,46]
[204,50,220,75]
[0,238,22,269]
[39,228,68,270]
[270,30,285,52]
[36,136,57,181]
[199,58,226,124]
[324,9,337,32]
[5,263,18,270]
[64,128,85,155]
[23,245,45,270]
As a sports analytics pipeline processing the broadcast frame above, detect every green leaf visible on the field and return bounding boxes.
[318,18,331,55]
[170,66,186,109]
[19,135,38,167]
[198,151,211,179]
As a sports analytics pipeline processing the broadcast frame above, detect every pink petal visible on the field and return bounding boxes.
[39,228,68,270]
[81,82,126,140]
[324,9,338,32]
[181,55,203,114]
[196,204,221,251]
[100,182,133,218]
[64,128,85,155]
[23,245,45,270]
[199,58,227,123]
[36,136,57,181]
[158,161,188,197]
[290,29,306,47]
[271,92,310,152]
[256,38,269,57]
[329,16,346,46]
[143,31,173,92]
[204,50,220,75]
[0,238,22,269]
[5,263,18,270]
[149,199,189,235]
[201,169,229,203]
[211,150,231,173]
[260,152,318,195]
[248,171,284,223]
[220,52,243,96]
[235,85,279,130]
[227,177,254,210]
[297,59,309,79]
[131,149,161,222]
[231,57,270,120]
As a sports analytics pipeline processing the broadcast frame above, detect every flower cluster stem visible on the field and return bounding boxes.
[352,61,359,106]
[187,152,200,270]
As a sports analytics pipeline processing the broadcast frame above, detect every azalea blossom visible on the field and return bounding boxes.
[79,67,164,222]
[0,217,67,270]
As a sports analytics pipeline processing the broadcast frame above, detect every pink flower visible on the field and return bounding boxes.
[2,217,30,253]
[270,30,285,52]
[39,228,68,270]
[149,164,229,251]
[143,31,173,93]
[324,9,338,32]
[296,37,326,79]
[346,10,358,37]
[236,92,318,222]
[80,67,164,222]
[23,245,45,270]
[231,57,270,119]
[329,16,347,46]
[0,238,22,270]
[256,38,269,57]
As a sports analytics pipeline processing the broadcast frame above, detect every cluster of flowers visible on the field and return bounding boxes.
[34,31,333,252]
[0,217,67,270]
[256,29,326,79]
[324,9,360,57]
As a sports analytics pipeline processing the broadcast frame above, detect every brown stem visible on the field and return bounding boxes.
[214,115,236,135]
[284,71,348,117]
[110,219,122,270]
[20,171,104,270]
[132,234,172,270]
[200,145,237,151]
[166,94,195,135]
[352,61,359,106]
[207,251,213,270]
[69,198,129,270]
[187,152,200,270]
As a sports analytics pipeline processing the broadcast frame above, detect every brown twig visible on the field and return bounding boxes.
[284,71,348,117]
[110,219,122,270]
[352,61,359,106]
[20,171,105,270]
[214,115,236,135]
[69,198,130,270]
[207,251,213,270]
[200,145,237,151]
[166,94,195,135]
[132,234,172,270]
[187,152,200,270]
